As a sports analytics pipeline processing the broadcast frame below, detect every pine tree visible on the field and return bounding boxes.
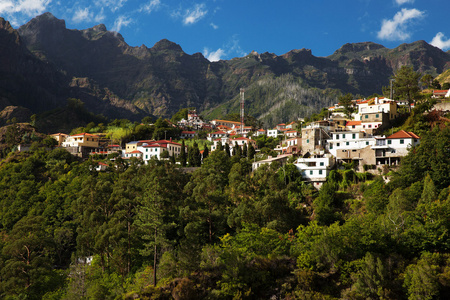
[180,139,187,167]
[248,143,255,160]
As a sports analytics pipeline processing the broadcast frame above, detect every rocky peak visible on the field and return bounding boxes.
[151,39,183,52]
[334,42,386,54]
[18,12,66,45]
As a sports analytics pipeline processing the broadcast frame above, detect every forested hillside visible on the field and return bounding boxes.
[0,115,448,299]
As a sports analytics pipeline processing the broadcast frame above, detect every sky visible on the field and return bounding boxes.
[1,0,450,61]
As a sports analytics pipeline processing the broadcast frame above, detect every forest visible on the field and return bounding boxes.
[0,111,449,299]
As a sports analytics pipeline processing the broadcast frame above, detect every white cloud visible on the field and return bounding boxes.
[430,32,450,51]
[94,0,127,12]
[183,3,207,25]
[210,22,218,29]
[0,0,51,17]
[94,8,106,23]
[72,7,92,23]
[203,36,246,62]
[111,15,132,33]
[395,0,414,5]
[140,0,160,13]
[203,47,225,62]
[377,8,424,41]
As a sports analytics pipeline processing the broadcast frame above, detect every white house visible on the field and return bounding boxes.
[137,140,183,162]
[61,133,99,148]
[267,129,281,138]
[327,131,375,157]
[371,130,420,165]
[295,154,335,189]
[207,130,227,141]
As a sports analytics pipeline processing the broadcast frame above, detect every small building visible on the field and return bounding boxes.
[252,154,292,172]
[180,131,197,139]
[295,154,335,189]
[207,130,227,142]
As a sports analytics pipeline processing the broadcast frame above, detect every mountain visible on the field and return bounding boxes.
[1,13,449,131]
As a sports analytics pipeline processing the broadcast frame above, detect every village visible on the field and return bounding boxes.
[46,87,450,190]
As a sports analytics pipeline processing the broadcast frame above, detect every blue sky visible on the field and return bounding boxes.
[1,0,450,61]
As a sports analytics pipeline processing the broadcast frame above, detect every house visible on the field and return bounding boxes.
[327,131,374,157]
[252,154,292,172]
[356,97,398,133]
[210,119,242,129]
[301,125,330,154]
[124,150,143,159]
[294,154,335,189]
[255,128,266,136]
[180,131,197,139]
[345,120,362,131]
[61,133,100,158]
[211,136,257,154]
[50,133,68,146]
[432,89,450,98]
[95,162,109,171]
[267,129,281,138]
[125,140,153,152]
[275,137,302,154]
[284,130,300,138]
[207,130,227,141]
[371,130,420,166]
[276,123,286,130]
[137,140,183,162]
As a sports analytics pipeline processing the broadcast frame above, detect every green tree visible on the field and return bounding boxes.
[180,139,187,167]
[248,143,255,160]
[392,66,421,112]
[339,93,355,118]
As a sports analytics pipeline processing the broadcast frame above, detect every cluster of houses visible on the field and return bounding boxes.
[49,97,424,189]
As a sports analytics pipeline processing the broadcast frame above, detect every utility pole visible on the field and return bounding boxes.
[240,88,245,135]
[390,79,395,99]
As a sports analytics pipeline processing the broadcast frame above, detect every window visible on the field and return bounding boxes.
[368,125,372,128]
[363,125,366,128]
[366,141,369,145]
[336,134,339,139]
[400,139,404,144]
[388,140,392,145]
[330,144,333,149]
[306,139,309,143]
[376,114,379,118]
[337,143,340,147]
[319,170,323,175]
[352,125,356,129]
[346,142,349,146]
[320,162,324,166]
[342,134,345,138]
[352,133,356,139]
[310,170,313,175]
[365,115,369,119]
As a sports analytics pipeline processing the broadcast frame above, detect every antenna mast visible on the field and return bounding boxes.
[240,88,245,134]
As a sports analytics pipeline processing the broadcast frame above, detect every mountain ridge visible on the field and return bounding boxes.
[1,12,449,131]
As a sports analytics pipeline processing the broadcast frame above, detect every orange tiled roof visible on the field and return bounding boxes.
[387,130,420,139]
[346,121,362,126]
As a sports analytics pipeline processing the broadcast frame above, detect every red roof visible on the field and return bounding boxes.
[346,121,361,126]
[128,150,142,154]
[72,132,99,137]
[433,90,448,94]
[258,129,266,132]
[210,131,226,135]
[387,130,420,139]
[181,131,196,134]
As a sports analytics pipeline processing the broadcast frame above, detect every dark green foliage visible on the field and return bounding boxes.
[180,139,187,167]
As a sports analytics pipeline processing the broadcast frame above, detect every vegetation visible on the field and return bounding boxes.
[0,116,447,299]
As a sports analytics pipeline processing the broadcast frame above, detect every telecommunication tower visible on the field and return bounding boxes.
[240,88,245,134]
